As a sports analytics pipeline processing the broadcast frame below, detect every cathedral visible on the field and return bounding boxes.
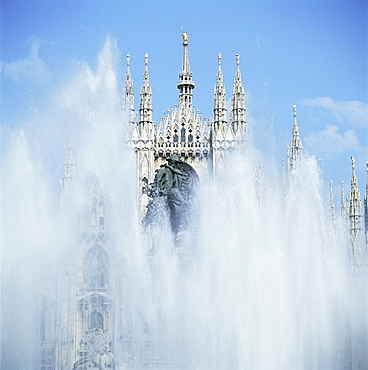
[37,32,368,369]
[124,31,247,219]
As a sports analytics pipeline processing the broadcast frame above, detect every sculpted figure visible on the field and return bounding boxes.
[182,30,189,44]
[143,154,198,237]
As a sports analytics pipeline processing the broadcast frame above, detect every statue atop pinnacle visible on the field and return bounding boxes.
[182,30,189,45]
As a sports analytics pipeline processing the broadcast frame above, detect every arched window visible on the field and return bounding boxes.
[88,311,103,330]
[181,127,186,142]
[84,244,109,288]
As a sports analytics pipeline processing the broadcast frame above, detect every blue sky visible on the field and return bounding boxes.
[1,0,367,204]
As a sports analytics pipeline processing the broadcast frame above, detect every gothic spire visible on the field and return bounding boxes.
[230,53,246,136]
[123,53,136,125]
[182,30,190,73]
[330,180,335,221]
[349,156,362,222]
[349,156,363,266]
[340,180,347,216]
[177,30,195,108]
[213,53,227,132]
[60,137,75,208]
[287,104,302,172]
[139,52,153,129]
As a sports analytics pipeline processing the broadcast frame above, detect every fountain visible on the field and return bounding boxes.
[1,36,367,369]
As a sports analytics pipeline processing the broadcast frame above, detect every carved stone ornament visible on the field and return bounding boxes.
[73,328,115,370]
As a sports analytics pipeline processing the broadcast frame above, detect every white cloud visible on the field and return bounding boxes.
[1,37,49,83]
[301,96,368,128]
[304,124,365,160]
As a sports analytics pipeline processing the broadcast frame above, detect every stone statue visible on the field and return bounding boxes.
[143,154,198,237]
[73,328,115,370]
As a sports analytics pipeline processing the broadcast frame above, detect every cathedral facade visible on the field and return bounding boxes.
[124,31,247,217]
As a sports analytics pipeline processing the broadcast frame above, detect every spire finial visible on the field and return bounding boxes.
[60,135,75,208]
[292,105,300,136]
[178,28,194,105]
[230,52,246,138]
[123,52,135,123]
[349,155,363,266]
[127,53,130,68]
[351,156,358,188]
[139,52,152,125]
[216,52,224,85]
[144,52,148,70]
[288,104,302,173]
[341,180,347,215]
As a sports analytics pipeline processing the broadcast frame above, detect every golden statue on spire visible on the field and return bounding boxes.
[182,30,189,45]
